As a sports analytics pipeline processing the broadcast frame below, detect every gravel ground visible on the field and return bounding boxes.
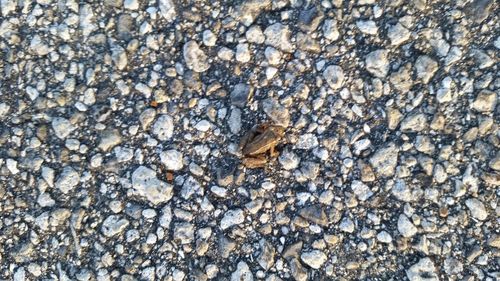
[0,0,499,280]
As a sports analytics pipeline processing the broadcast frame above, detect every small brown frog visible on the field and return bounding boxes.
[239,123,286,168]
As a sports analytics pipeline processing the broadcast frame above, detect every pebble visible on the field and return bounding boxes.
[236,43,251,63]
[98,129,122,152]
[323,65,344,90]
[323,19,340,41]
[131,166,173,205]
[295,134,319,150]
[160,149,184,171]
[228,108,242,134]
[55,166,80,194]
[152,115,174,141]
[51,117,76,139]
[471,90,497,112]
[339,217,355,233]
[231,261,253,281]
[415,55,438,83]
[351,180,373,201]
[231,83,252,108]
[262,98,290,127]
[300,250,327,269]
[101,215,129,237]
[356,20,378,35]
[183,41,210,72]
[465,198,488,221]
[202,30,217,46]
[264,23,294,53]
[158,0,176,22]
[387,23,411,46]
[398,214,418,238]
[220,209,245,230]
[279,150,300,170]
[369,143,399,178]
[376,231,393,243]
[257,239,275,270]
[246,25,265,44]
[365,50,389,78]
[406,258,439,281]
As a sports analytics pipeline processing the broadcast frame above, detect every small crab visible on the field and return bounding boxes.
[239,123,286,168]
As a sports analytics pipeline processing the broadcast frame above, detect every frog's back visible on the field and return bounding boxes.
[242,130,281,156]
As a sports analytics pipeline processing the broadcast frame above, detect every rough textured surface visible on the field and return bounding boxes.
[0,1,498,280]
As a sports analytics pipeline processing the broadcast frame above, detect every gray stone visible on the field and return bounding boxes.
[415,55,438,83]
[264,23,294,53]
[323,19,340,41]
[183,41,210,72]
[279,149,300,170]
[465,198,488,220]
[262,98,290,127]
[289,258,308,281]
[55,166,80,194]
[298,6,324,33]
[471,90,497,112]
[160,149,184,171]
[387,23,411,46]
[300,250,327,269]
[111,45,128,70]
[299,205,328,226]
[231,84,253,107]
[174,222,194,244]
[365,50,389,78]
[231,261,253,281]
[323,65,344,90]
[131,166,173,205]
[101,215,129,237]
[400,113,428,132]
[228,108,242,134]
[158,0,176,22]
[52,117,76,139]
[356,20,378,35]
[258,239,275,270]
[398,214,417,238]
[233,0,271,26]
[152,115,174,141]
[221,209,245,230]
[406,258,439,281]
[98,129,122,152]
[369,143,399,178]
[339,217,355,233]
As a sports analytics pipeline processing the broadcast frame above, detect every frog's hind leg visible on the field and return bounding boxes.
[242,156,267,169]
[269,146,279,158]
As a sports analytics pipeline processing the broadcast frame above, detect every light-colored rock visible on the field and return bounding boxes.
[236,43,251,63]
[387,23,411,45]
[55,166,80,194]
[398,214,417,238]
[183,41,210,72]
[262,98,290,127]
[323,65,344,90]
[221,209,245,230]
[369,142,399,177]
[158,0,176,22]
[131,166,173,205]
[264,23,294,53]
[300,250,327,269]
[465,198,488,221]
[98,129,122,152]
[471,90,497,112]
[202,30,217,46]
[52,117,76,139]
[246,25,265,44]
[365,50,389,78]
[152,115,174,141]
[406,258,439,281]
[400,113,427,132]
[415,55,438,83]
[101,215,129,237]
[231,261,253,281]
[356,20,378,35]
[160,149,184,171]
